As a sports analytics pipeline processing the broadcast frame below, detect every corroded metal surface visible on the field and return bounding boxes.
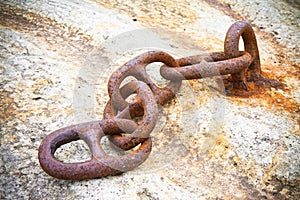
[107,51,182,110]
[38,21,265,179]
[38,119,153,180]
[0,0,299,199]
[38,81,157,180]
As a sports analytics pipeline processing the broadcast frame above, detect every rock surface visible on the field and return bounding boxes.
[0,0,299,199]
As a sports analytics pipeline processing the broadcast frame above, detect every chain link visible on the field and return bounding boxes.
[39,21,263,180]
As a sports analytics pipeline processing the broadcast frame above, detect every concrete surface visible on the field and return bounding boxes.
[0,0,299,199]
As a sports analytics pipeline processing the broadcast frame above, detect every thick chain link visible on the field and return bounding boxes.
[38,21,262,180]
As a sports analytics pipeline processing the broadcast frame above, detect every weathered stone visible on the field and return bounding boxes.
[1,0,299,199]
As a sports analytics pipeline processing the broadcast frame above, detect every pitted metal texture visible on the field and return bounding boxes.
[38,21,266,180]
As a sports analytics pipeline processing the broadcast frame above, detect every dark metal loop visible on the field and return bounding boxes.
[38,119,152,180]
[108,51,182,111]
[224,21,261,89]
[160,51,252,80]
[104,82,143,120]
[104,81,158,150]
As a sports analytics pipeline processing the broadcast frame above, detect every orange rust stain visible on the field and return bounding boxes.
[187,61,299,115]
[7,135,19,142]
[65,108,74,116]
[233,156,242,166]
[187,80,209,105]
[0,91,18,123]
[215,5,300,114]
[224,63,299,114]
[196,37,224,52]
[208,134,231,158]
[201,0,299,116]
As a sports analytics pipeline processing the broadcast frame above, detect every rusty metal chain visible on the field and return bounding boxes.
[38,21,261,180]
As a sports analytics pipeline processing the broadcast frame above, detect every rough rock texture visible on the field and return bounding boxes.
[0,0,299,199]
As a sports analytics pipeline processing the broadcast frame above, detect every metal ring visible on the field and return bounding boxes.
[38,119,152,180]
[224,20,260,72]
[104,81,158,150]
[108,51,182,111]
[224,20,261,89]
[160,51,252,80]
